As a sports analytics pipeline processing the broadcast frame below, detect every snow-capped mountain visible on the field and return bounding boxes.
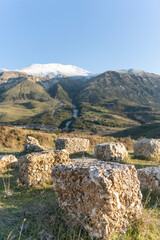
[15,63,93,78]
[120,69,145,74]
[0,68,9,73]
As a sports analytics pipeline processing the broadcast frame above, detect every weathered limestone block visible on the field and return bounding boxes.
[25,136,46,152]
[137,167,160,191]
[134,139,160,159]
[94,142,128,162]
[52,159,142,239]
[0,155,18,169]
[19,150,70,186]
[55,137,90,154]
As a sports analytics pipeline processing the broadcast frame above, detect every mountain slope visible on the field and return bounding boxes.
[48,76,86,104]
[1,66,160,135]
[0,79,61,123]
[79,70,160,108]
[120,69,145,74]
[49,83,72,107]
[1,79,53,102]
[70,70,160,134]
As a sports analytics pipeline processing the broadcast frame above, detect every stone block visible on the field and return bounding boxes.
[0,155,18,169]
[134,139,160,159]
[19,150,70,186]
[25,136,46,152]
[55,137,90,154]
[137,167,160,191]
[52,159,142,239]
[94,142,128,162]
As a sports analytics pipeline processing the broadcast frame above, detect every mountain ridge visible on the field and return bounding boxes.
[1,63,94,78]
[0,66,160,135]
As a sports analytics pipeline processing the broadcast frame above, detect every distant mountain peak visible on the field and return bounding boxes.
[0,68,9,73]
[119,69,145,75]
[15,63,93,78]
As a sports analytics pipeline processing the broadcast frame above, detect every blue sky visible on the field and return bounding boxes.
[0,0,160,74]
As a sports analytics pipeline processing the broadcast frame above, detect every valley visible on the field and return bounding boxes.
[1,64,160,137]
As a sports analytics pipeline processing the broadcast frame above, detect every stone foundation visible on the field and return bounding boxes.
[19,150,70,186]
[94,142,128,162]
[52,159,142,239]
[25,136,46,152]
[137,167,160,191]
[0,155,18,170]
[134,139,160,159]
[55,137,90,154]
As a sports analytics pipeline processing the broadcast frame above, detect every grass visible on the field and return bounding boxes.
[0,79,74,126]
[0,168,91,240]
[0,151,159,239]
[0,126,57,151]
[0,126,135,154]
[111,209,160,240]
[0,130,159,239]
[0,99,61,125]
[0,79,60,123]
[111,121,160,139]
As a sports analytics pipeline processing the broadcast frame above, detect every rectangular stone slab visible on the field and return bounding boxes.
[52,159,142,239]
[55,137,90,154]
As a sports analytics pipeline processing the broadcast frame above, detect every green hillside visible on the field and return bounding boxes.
[0,79,61,123]
[48,76,85,103]
[49,83,73,107]
[1,79,52,102]
[70,71,160,134]
[1,70,160,135]
[110,121,160,139]
[79,71,160,108]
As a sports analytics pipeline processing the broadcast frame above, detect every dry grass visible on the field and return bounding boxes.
[0,126,57,152]
[111,209,160,240]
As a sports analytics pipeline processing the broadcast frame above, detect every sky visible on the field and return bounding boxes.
[0,0,160,74]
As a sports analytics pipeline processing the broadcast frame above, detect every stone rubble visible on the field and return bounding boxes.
[55,137,90,154]
[137,166,160,191]
[0,155,18,169]
[52,159,142,239]
[19,150,70,186]
[94,142,128,162]
[134,139,160,159]
[25,135,46,152]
